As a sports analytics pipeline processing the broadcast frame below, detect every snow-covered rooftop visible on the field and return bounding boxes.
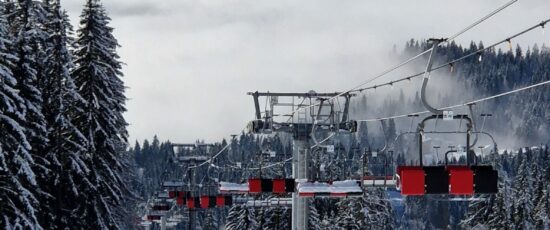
[219,181,249,193]
[297,180,363,196]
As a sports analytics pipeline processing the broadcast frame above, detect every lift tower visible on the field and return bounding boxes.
[171,143,214,230]
[247,91,357,230]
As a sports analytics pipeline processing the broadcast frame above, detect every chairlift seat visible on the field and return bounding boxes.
[168,190,186,199]
[179,191,189,199]
[261,179,273,192]
[216,195,225,207]
[200,196,210,209]
[152,204,170,211]
[248,178,262,193]
[273,179,286,193]
[424,166,449,194]
[398,166,425,195]
[186,197,195,209]
[194,197,201,209]
[208,196,217,208]
[471,166,498,193]
[168,191,176,199]
[285,179,296,192]
[224,196,233,206]
[176,197,185,207]
[447,166,474,195]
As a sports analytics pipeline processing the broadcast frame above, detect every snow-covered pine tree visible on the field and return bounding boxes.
[400,196,431,230]
[274,206,291,230]
[485,151,513,229]
[9,4,52,213]
[203,209,219,230]
[364,188,395,229]
[10,0,49,158]
[0,6,41,229]
[309,199,321,230]
[71,0,129,228]
[225,204,257,229]
[33,0,92,228]
[512,149,535,229]
[225,204,241,229]
[334,198,362,229]
[487,181,511,229]
[533,146,550,228]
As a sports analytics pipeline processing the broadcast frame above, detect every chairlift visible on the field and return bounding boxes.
[396,114,498,196]
[362,148,397,188]
[151,198,170,211]
[146,215,162,221]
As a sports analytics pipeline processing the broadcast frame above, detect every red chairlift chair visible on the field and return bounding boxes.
[397,114,498,196]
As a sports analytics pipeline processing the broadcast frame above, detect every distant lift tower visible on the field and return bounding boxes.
[247,91,357,230]
[171,143,214,230]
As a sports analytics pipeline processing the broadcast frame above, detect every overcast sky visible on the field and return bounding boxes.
[64,0,549,144]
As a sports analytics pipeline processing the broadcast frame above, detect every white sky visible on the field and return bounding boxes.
[64,0,550,143]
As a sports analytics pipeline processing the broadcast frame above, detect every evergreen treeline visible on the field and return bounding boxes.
[461,146,550,229]
[0,0,130,229]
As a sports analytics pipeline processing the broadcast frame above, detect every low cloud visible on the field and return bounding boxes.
[106,2,167,17]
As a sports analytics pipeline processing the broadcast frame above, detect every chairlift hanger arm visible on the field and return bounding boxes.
[468,104,479,148]
[379,120,389,153]
[341,94,351,122]
[420,39,444,115]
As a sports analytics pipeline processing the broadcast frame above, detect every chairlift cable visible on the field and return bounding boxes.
[273,1,517,119]
[356,79,550,122]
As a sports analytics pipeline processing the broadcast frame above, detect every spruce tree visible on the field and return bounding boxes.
[309,199,321,230]
[512,150,535,229]
[71,0,128,228]
[10,0,49,154]
[367,189,395,229]
[533,147,550,228]
[225,204,257,229]
[34,0,91,228]
[0,6,41,229]
[3,0,51,228]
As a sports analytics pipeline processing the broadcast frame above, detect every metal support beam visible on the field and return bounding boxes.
[161,216,166,230]
[188,163,195,230]
[253,91,262,120]
[292,138,309,230]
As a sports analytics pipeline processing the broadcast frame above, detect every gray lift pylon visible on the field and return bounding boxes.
[247,91,357,230]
